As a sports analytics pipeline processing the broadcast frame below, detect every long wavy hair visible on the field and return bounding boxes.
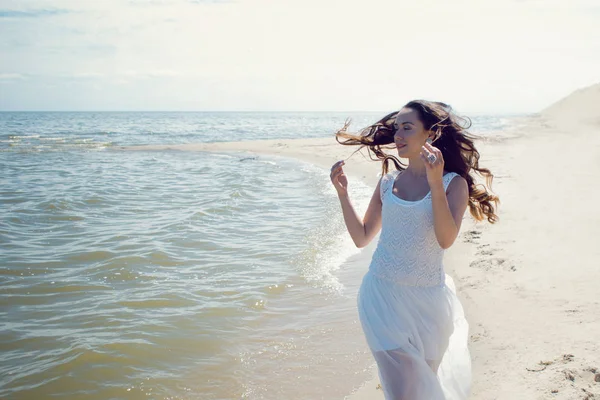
[335,100,499,223]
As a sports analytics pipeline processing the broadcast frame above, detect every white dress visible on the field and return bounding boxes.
[358,170,472,399]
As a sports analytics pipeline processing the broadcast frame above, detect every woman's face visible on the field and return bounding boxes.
[393,107,431,158]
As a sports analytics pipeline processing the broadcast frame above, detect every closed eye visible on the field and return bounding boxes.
[394,122,413,130]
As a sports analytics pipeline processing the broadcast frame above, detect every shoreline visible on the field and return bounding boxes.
[117,139,389,398]
[116,137,477,399]
[117,139,390,398]
[118,114,600,399]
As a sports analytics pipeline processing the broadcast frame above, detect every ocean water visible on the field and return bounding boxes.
[0,112,514,399]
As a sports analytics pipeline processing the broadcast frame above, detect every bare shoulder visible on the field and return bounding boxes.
[446,173,468,194]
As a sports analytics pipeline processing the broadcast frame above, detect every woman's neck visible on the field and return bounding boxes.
[405,156,427,178]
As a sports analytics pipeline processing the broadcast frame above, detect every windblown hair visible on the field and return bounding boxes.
[336,100,499,223]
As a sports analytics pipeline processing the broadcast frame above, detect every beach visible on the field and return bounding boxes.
[121,84,600,399]
[2,0,598,397]
[1,87,598,399]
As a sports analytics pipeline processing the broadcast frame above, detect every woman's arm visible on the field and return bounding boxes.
[421,142,470,249]
[337,179,383,248]
[430,177,469,249]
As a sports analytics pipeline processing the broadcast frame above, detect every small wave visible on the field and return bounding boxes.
[143,251,185,267]
[1,138,113,153]
[263,283,292,296]
[39,200,72,211]
[9,134,40,139]
[83,196,107,205]
[247,298,266,310]
[66,250,117,263]
[118,297,197,309]
[204,152,238,160]
[259,160,277,166]
[0,196,28,204]
[45,215,85,222]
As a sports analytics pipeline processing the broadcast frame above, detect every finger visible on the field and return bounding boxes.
[333,174,346,187]
[331,169,344,181]
[330,163,344,175]
[423,144,442,161]
[424,142,438,152]
[330,166,343,176]
[424,150,438,165]
[331,165,343,173]
[331,160,345,170]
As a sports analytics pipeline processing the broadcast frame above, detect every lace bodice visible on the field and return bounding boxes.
[368,170,460,287]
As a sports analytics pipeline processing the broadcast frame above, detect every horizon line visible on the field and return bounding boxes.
[0,110,533,116]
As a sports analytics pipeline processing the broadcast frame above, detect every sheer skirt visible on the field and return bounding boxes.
[358,272,471,399]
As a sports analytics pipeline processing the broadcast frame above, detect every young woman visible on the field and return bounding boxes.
[330,100,498,399]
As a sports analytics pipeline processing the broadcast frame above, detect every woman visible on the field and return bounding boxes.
[330,100,498,399]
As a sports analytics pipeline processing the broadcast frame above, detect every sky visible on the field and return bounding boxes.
[0,0,599,113]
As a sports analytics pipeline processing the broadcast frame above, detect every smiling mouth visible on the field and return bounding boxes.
[396,144,407,149]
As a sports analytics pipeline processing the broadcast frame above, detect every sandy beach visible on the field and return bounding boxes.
[120,84,600,399]
[2,1,598,397]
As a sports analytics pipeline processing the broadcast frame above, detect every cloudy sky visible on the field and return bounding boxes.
[0,0,598,112]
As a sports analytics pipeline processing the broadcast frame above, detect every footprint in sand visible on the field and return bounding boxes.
[527,354,600,398]
[462,229,482,243]
[469,257,516,272]
[476,247,496,257]
[469,325,489,343]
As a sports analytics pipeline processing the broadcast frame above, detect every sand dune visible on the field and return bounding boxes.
[541,83,600,127]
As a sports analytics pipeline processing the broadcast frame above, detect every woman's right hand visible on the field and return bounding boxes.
[330,160,348,196]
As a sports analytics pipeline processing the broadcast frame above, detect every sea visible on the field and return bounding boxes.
[0,111,515,399]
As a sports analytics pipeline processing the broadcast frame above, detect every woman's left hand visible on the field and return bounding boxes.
[420,142,444,187]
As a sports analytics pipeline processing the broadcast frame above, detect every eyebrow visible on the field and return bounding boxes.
[394,121,414,126]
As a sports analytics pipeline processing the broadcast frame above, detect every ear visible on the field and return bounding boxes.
[428,128,440,142]
[426,133,434,144]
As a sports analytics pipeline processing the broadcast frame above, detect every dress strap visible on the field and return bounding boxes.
[380,170,399,201]
[442,172,460,192]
